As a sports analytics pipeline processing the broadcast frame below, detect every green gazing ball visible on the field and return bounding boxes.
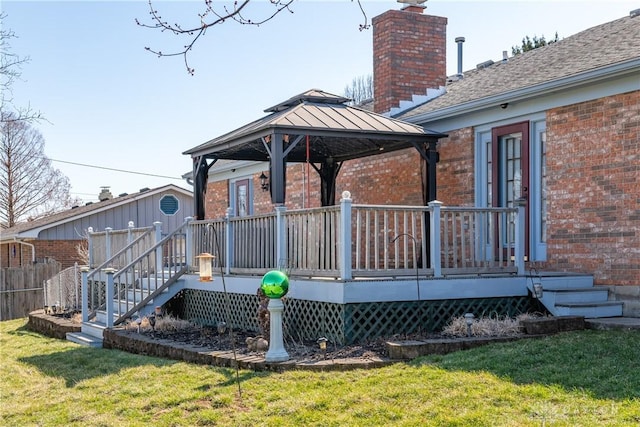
[260,270,289,299]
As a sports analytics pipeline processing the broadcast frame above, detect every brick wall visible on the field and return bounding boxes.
[544,91,640,285]
[33,240,84,269]
[433,127,475,206]
[373,8,447,114]
[0,243,34,268]
[204,180,229,218]
[0,240,84,269]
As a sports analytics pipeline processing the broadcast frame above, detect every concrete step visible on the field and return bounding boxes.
[586,317,640,330]
[539,275,594,290]
[554,301,623,318]
[547,288,609,304]
[80,320,106,339]
[66,332,103,348]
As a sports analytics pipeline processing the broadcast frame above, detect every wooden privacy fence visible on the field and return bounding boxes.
[0,261,61,321]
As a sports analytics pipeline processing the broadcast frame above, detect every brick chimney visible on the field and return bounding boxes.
[373,2,447,114]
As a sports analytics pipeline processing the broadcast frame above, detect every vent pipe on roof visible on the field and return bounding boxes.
[455,36,465,76]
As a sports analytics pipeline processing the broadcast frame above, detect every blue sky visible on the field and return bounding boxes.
[2,0,637,203]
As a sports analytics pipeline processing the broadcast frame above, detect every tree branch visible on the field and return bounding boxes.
[137,0,370,75]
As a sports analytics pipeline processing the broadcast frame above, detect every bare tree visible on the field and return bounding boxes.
[344,74,373,106]
[0,12,42,124]
[0,113,75,227]
[136,0,371,75]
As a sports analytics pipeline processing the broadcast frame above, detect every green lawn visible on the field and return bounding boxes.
[2,318,639,426]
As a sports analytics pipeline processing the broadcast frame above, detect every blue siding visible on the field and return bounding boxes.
[38,190,193,240]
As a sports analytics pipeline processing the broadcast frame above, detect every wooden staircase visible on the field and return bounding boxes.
[67,219,192,347]
[529,274,623,318]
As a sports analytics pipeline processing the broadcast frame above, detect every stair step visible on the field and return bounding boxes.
[555,301,623,318]
[81,320,106,339]
[540,275,594,290]
[66,332,103,348]
[548,288,609,304]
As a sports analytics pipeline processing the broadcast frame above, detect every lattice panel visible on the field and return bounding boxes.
[283,299,345,344]
[179,290,260,332]
[171,289,534,345]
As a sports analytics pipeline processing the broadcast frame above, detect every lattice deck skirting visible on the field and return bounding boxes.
[169,289,537,345]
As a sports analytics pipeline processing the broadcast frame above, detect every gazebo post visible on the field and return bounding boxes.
[270,133,287,205]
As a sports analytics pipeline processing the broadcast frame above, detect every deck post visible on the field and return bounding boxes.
[339,191,353,280]
[104,268,116,328]
[184,217,193,272]
[428,200,443,277]
[154,221,163,271]
[87,227,94,268]
[514,199,526,275]
[275,205,287,268]
[81,267,89,322]
[225,208,233,275]
[104,227,113,261]
[127,221,134,267]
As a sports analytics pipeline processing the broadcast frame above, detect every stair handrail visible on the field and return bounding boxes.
[83,225,157,322]
[86,226,156,281]
[111,218,191,277]
[107,217,192,326]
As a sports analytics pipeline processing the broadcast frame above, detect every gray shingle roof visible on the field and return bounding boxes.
[1,184,192,241]
[399,13,640,120]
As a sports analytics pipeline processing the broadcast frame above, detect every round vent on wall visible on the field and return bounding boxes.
[159,194,180,216]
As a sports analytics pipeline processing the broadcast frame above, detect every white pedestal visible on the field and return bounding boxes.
[265,298,289,362]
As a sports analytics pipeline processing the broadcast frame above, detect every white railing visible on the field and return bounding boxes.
[434,203,520,275]
[351,204,430,277]
[88,223,156,268]
[83,222,161,321]
[186,197,525,280]
[284,205,341,276]
[81,218,192,327]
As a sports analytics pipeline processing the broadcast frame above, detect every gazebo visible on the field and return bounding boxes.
[183,89,446,218]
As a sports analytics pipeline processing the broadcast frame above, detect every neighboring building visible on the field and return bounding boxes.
[188,4,639,291]
[0,184,193,269]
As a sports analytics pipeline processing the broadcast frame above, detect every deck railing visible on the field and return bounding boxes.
[187,196,525,279]
[88,223,156,268]
[82,222,161,322]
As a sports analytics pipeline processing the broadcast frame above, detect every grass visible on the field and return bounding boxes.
[2,318,640,426]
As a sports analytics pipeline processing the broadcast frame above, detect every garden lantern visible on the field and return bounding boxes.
[464,313,475,337]
[317,337,328,359]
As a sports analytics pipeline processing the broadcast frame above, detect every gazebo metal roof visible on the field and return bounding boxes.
[183,89,446,215]
[183,89,445,163]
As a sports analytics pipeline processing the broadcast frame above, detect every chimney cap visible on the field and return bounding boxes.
[397,0,427,5]
[398,0,427,12]
[455,36,465,43]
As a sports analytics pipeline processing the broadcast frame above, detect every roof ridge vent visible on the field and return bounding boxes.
[631,8,640,18]
[476,59,495,70]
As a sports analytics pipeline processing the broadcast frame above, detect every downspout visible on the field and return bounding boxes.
[14,238,35,263]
